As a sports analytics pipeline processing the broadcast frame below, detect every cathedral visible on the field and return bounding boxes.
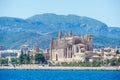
[49,31,93,62]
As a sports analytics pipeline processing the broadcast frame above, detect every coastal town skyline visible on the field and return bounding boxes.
[0,0,120,27]
[0,31,120,68]
[0,1,120,80]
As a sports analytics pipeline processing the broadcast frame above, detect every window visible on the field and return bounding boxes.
[76,46,79,53]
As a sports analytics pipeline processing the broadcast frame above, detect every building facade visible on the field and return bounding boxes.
[49,31,93,62]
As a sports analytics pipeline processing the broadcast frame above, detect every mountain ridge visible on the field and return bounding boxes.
[0,13,120,49]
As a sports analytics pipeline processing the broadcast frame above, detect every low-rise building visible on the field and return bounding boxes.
[0,50,21,61]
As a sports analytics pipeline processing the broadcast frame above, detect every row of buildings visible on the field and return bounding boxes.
[47,31,120,63]
[0,31,120,63]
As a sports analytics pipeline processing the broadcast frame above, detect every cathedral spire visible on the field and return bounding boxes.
[50,37,53,49]
[58,30,62,39]
[69,30,72,36]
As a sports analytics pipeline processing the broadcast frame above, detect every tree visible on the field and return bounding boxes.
[11,58,18,66]
[19,53,31,64]
[103,59,110,66]
[110,58,117,66]
[0,58,9,66]
[0,58,2,66]
[117,58,120,65]
[35,53,46,64]
[116,50,120,54]
[24,54,30,64]
[19,53,24,64]
[30,55,34,64]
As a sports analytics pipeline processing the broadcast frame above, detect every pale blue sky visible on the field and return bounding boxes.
[0,0,120,27]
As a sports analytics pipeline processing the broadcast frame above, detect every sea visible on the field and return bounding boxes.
[0,70,120,80]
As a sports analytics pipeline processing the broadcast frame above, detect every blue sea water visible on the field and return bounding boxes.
[0,70,120,80]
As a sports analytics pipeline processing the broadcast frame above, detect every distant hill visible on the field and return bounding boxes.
[0,13,120,49]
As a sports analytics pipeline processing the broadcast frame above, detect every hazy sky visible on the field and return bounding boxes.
[0,0,120,27]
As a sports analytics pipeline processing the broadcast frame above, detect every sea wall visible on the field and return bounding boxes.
[0,65,120,70]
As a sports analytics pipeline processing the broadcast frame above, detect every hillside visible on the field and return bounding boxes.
[0,13,120,49]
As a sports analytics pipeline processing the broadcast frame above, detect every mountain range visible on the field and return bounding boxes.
[0,13,120,49]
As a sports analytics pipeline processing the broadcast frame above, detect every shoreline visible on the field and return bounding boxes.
[0,65,120,70]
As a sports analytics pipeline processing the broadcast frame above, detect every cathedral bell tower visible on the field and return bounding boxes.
[87,35,93,51]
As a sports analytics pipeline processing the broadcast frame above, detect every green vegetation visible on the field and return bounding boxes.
[35,54,46,64]
[92,60,101,67]
[55,61,99,67]
[0,53,46,66]
[18,53,46,65]
[54,58,120,67]
[0,57,120,67]
[10,58,18,67]
[94,36,120,48]
[109,58,118,66]
[0,58,9,66]
[19,53,31,64]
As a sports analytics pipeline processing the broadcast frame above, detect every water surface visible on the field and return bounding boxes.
[0,70,120,80]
